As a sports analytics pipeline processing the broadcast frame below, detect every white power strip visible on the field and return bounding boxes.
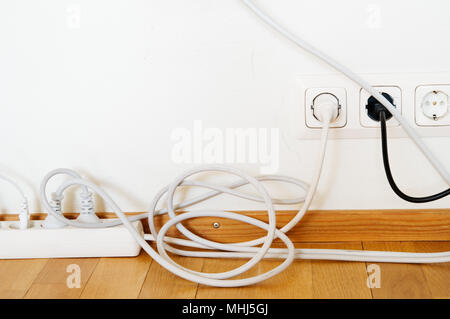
[0,220,143,259]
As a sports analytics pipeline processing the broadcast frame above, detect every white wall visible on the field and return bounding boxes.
[1,0,450,213]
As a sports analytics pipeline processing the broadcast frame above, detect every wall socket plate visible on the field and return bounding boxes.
[293,72,450,139]
[305,87,347,128]
[359,86,402,128]
[415,85,450,127]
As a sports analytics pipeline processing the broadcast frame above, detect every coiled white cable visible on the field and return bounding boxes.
[39,102,450,287]
[37,1,450,286]
[41,174,298,287]
[39,105,334,287]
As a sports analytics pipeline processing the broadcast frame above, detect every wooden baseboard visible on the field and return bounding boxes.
[2,209,449,242]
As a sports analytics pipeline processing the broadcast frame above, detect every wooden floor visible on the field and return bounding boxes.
[0,241,448,299]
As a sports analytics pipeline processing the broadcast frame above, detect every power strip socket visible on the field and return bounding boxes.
[0,220,143,259]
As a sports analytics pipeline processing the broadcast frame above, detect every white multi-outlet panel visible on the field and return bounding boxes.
[296,72,450,139]
[0,220,143,259]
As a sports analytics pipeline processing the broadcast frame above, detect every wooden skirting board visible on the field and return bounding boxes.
[1,209,449,243]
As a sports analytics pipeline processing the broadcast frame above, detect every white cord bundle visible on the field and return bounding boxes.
[39,107,333,287]
[39,101,450,287]
[2,0,448,287]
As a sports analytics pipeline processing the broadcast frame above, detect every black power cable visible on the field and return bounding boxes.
[379,110,450,203]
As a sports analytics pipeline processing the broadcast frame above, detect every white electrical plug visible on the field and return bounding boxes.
[18,199,29,230]
[41,168,101,228]
[311,93,341,123]
[421,90,450,121]
[0,173,30,230]
[77,191,100,223]
[42,192,66,229]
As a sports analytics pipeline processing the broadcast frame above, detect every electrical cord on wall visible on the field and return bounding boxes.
[380,111,450,203]
[40,99,450,287]
[39,101,338,287]
[34,0,450,287]
[2,0,445,287]
[241,0,450,185]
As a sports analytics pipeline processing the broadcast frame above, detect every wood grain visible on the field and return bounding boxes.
[196,244,313,299]
[0,211,449,299]
[25,258,99,299]
[414,242,450,299]
[306,242,372,299]
[363,242,434,299]
[80,252,151,299]
[0,241,448,299]
[0,259,48,298]
[196,243,372,299]
[139,254,203,299]
[3,209,448,242]
[163,210,449,243]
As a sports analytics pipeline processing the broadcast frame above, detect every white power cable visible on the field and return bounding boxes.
[41,168,99,227]
[35,1,450,287]
[0,173,29,230]
[39,100,450,287]
[241,0,450,184]
[42,176,297,287]
[0,174,27,202]
[39,104,335,287]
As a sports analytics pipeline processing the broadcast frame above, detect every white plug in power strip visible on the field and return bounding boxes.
[0,220,143,259]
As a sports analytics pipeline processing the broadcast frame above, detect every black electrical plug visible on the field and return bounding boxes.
[366,92,395,122]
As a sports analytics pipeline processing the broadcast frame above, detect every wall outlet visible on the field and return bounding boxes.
[360,86,402,128]
[415,85,450,126]
[305,87,347,128]
[294,72,450,140]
